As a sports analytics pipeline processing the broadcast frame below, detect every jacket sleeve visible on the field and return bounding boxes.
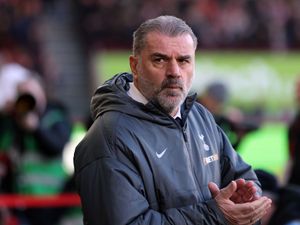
[218,127,262,225]
[75,155,228,225]
[218,126,262,194]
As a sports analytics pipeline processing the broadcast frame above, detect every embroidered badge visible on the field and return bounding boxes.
[199,134,210,151]
[203,154,219,165]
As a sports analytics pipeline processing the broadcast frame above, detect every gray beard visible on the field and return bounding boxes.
[151,89,185,115]
[138,76,188,115]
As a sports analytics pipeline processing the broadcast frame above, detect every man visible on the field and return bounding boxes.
[74,15,271,225]
[197,82,259,149]
[0,76,72,225]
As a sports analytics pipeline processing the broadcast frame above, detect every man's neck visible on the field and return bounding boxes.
[173,107,181,118]
[127,82,148,105]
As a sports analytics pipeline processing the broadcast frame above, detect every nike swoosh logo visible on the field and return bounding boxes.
[156,148,167,158]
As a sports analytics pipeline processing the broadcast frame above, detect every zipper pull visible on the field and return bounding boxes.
[182,129,188,142]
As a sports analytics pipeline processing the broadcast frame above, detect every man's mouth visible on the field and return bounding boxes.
[166,85,181,89]
[161,78,184,92]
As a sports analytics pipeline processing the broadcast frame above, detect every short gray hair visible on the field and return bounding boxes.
[132,15,198,56]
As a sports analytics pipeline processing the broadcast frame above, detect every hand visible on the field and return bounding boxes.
[230,178,259,203]
[208,181,272,225]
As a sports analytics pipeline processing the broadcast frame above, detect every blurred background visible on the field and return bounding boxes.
[1,0,300,224]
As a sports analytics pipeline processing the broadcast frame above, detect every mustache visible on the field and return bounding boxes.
[161,78,183,90]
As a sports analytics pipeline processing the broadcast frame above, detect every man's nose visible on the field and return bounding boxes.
[166,59,180,77]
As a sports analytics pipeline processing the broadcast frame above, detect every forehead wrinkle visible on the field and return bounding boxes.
[145,32,194,53]
[150,52,169,59]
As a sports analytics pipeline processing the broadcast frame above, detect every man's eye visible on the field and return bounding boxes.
[179,59,190,64]
[154,58,164,63]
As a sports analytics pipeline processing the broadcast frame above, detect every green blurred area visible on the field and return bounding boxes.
[237,122,289,180]
[95,50,300,79]
[95,50,300,114]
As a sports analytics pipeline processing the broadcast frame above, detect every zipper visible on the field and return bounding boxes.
[182,128,187,142]
[181,126,205,200]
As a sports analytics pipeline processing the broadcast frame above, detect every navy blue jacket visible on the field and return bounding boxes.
[74,73,261,225]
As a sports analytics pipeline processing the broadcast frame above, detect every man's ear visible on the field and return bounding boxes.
[129,55,138,80]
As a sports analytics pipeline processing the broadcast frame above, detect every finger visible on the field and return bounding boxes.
[254,197,272,217]
[208,182,220,198]
[222,196,271,225]
[245,181,257,192]
[238,197,272,220]
[236,182,258,202]
[247,185,258,201]
[221,181,237,199]
[252,192,260,201]
[238,181,255,192]
[239,186,257,202]
[246,186,258,200]
[235,178,246,188]
[230,191,243,203]
[245,180,254,187]
[231,188,252,203]
[248,197,272,224]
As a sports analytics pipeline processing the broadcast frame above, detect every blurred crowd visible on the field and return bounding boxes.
[0,2,82,224]
[75,0,300,50]
[1,0,300,83]
[0,0,44,73]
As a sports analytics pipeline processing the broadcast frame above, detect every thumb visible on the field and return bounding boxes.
[221,181,237,199]
[208,182,220,198]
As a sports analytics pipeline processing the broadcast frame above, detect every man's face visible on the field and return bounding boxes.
[130,32,196,116]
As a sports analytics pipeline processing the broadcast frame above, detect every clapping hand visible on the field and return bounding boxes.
[230,178,259,203]
[208,180,272,225]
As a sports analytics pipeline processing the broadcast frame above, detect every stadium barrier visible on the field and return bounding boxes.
[0,193,81,208]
